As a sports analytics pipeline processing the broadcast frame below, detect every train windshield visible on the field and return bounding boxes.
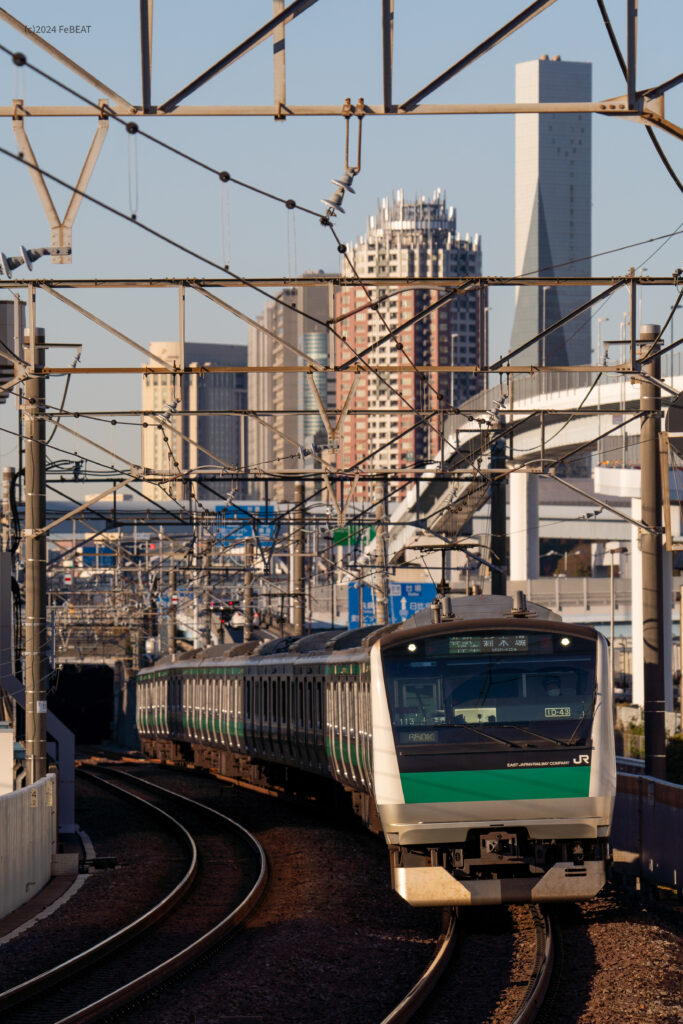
[381,630,596,748]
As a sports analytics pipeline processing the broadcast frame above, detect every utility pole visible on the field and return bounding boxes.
[243,537,253,642]
[490,430,507,596]
[24,318,47,784]
[202,537,212,647]
[374,483,389,624]
[2,465,14,551]
[293,481,305,635]
[169,563,176,660]
[639,324,666,779]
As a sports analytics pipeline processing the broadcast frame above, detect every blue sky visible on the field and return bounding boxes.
[0,0,681,471]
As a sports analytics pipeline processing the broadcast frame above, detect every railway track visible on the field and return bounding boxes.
[0,765,267,1024]
[383,905,554,1024]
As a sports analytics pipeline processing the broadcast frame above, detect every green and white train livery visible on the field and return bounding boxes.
[137,594,616,907]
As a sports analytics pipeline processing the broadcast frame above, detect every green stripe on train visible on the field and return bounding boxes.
[400,766,591,803]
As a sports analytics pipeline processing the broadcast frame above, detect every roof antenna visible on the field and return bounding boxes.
[508,590,535,618]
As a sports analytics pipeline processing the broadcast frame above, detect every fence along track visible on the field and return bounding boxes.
[0,768,199,1015]
[1,766,268,1024]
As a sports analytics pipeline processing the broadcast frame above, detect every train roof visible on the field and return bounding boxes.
[138,595,567,675]
[402,593,561,627]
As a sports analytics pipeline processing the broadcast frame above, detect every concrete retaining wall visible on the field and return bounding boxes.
[0,774,57,918]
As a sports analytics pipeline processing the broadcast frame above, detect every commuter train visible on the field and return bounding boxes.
[137,594,616,906]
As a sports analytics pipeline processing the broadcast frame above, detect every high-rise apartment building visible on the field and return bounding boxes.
[141,341,248,502]
[335,190,483,501]
[511,56,592,366]
[247,277,333,503]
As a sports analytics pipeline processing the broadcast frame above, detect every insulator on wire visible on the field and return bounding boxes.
[331,170,356,194]
[321,186,346,214]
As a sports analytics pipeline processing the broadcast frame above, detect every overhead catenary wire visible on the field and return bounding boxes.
[2,44,679,598]
[0,46,324,220]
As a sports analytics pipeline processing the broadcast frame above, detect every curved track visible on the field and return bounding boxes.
[0,765,267,1024]
[381,905,554,1024]
[510,908,554,1024]
[380,910,458,1023]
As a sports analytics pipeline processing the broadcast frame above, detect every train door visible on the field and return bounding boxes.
[222,674,231,749]
[326,676,342,783]
[195,675,202,742]
[255,673,263,754]
[210,675,216,743]
[213,674,220,745]
[271,675,279,758]
[293,676,304,765]
[235,671,244,753]
[244,677,253,753]
[314,677,325,770]
[167,675,175,735]
[191,671,198,737]
[340,677,351,783]
[150,678,157,734]
[352,675,362,786]
[185,674,193,740]
[306,677,315,768]
[279,675,289,761]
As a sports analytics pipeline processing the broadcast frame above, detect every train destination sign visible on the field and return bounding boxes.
[446,634,530,655]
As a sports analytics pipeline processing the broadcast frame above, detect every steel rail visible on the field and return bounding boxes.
[52,765,269,1024]
[510,908,555,1024]
[379,910,458,1023]
[0,767,199,1014]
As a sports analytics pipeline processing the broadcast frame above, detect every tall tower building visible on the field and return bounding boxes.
[141,341,248,502]
[247,277,333,503]
[335,190,483,501]
[511,56,592,366]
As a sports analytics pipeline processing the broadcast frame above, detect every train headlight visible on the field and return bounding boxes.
[560,637,571,647]
[407,643,417,652]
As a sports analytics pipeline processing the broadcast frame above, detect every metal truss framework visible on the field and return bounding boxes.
[1,1,681,264]
[1,274,678,380]
[0,0,679,134]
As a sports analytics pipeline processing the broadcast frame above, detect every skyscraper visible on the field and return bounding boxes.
[335,190,483,501]
[247,277,333,503]
[141,341,248,502]
[511,56,592,366]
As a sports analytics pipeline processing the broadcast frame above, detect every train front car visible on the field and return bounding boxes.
[370,597,616,906]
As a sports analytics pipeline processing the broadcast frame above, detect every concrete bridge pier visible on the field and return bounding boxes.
[508,471,539,581]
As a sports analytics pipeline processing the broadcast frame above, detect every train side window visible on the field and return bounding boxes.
[281,679,287,724]
[272,678,278,724]
[306,681,313,730]
[245,679,251,721]
[262,678,267,723]
[298,681,304,728]
[316,680,322,730]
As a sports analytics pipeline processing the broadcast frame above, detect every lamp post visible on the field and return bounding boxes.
[607,545,628,692]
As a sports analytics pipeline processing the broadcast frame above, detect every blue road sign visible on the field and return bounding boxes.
[348,581,437,628]
[215,504,276,546]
